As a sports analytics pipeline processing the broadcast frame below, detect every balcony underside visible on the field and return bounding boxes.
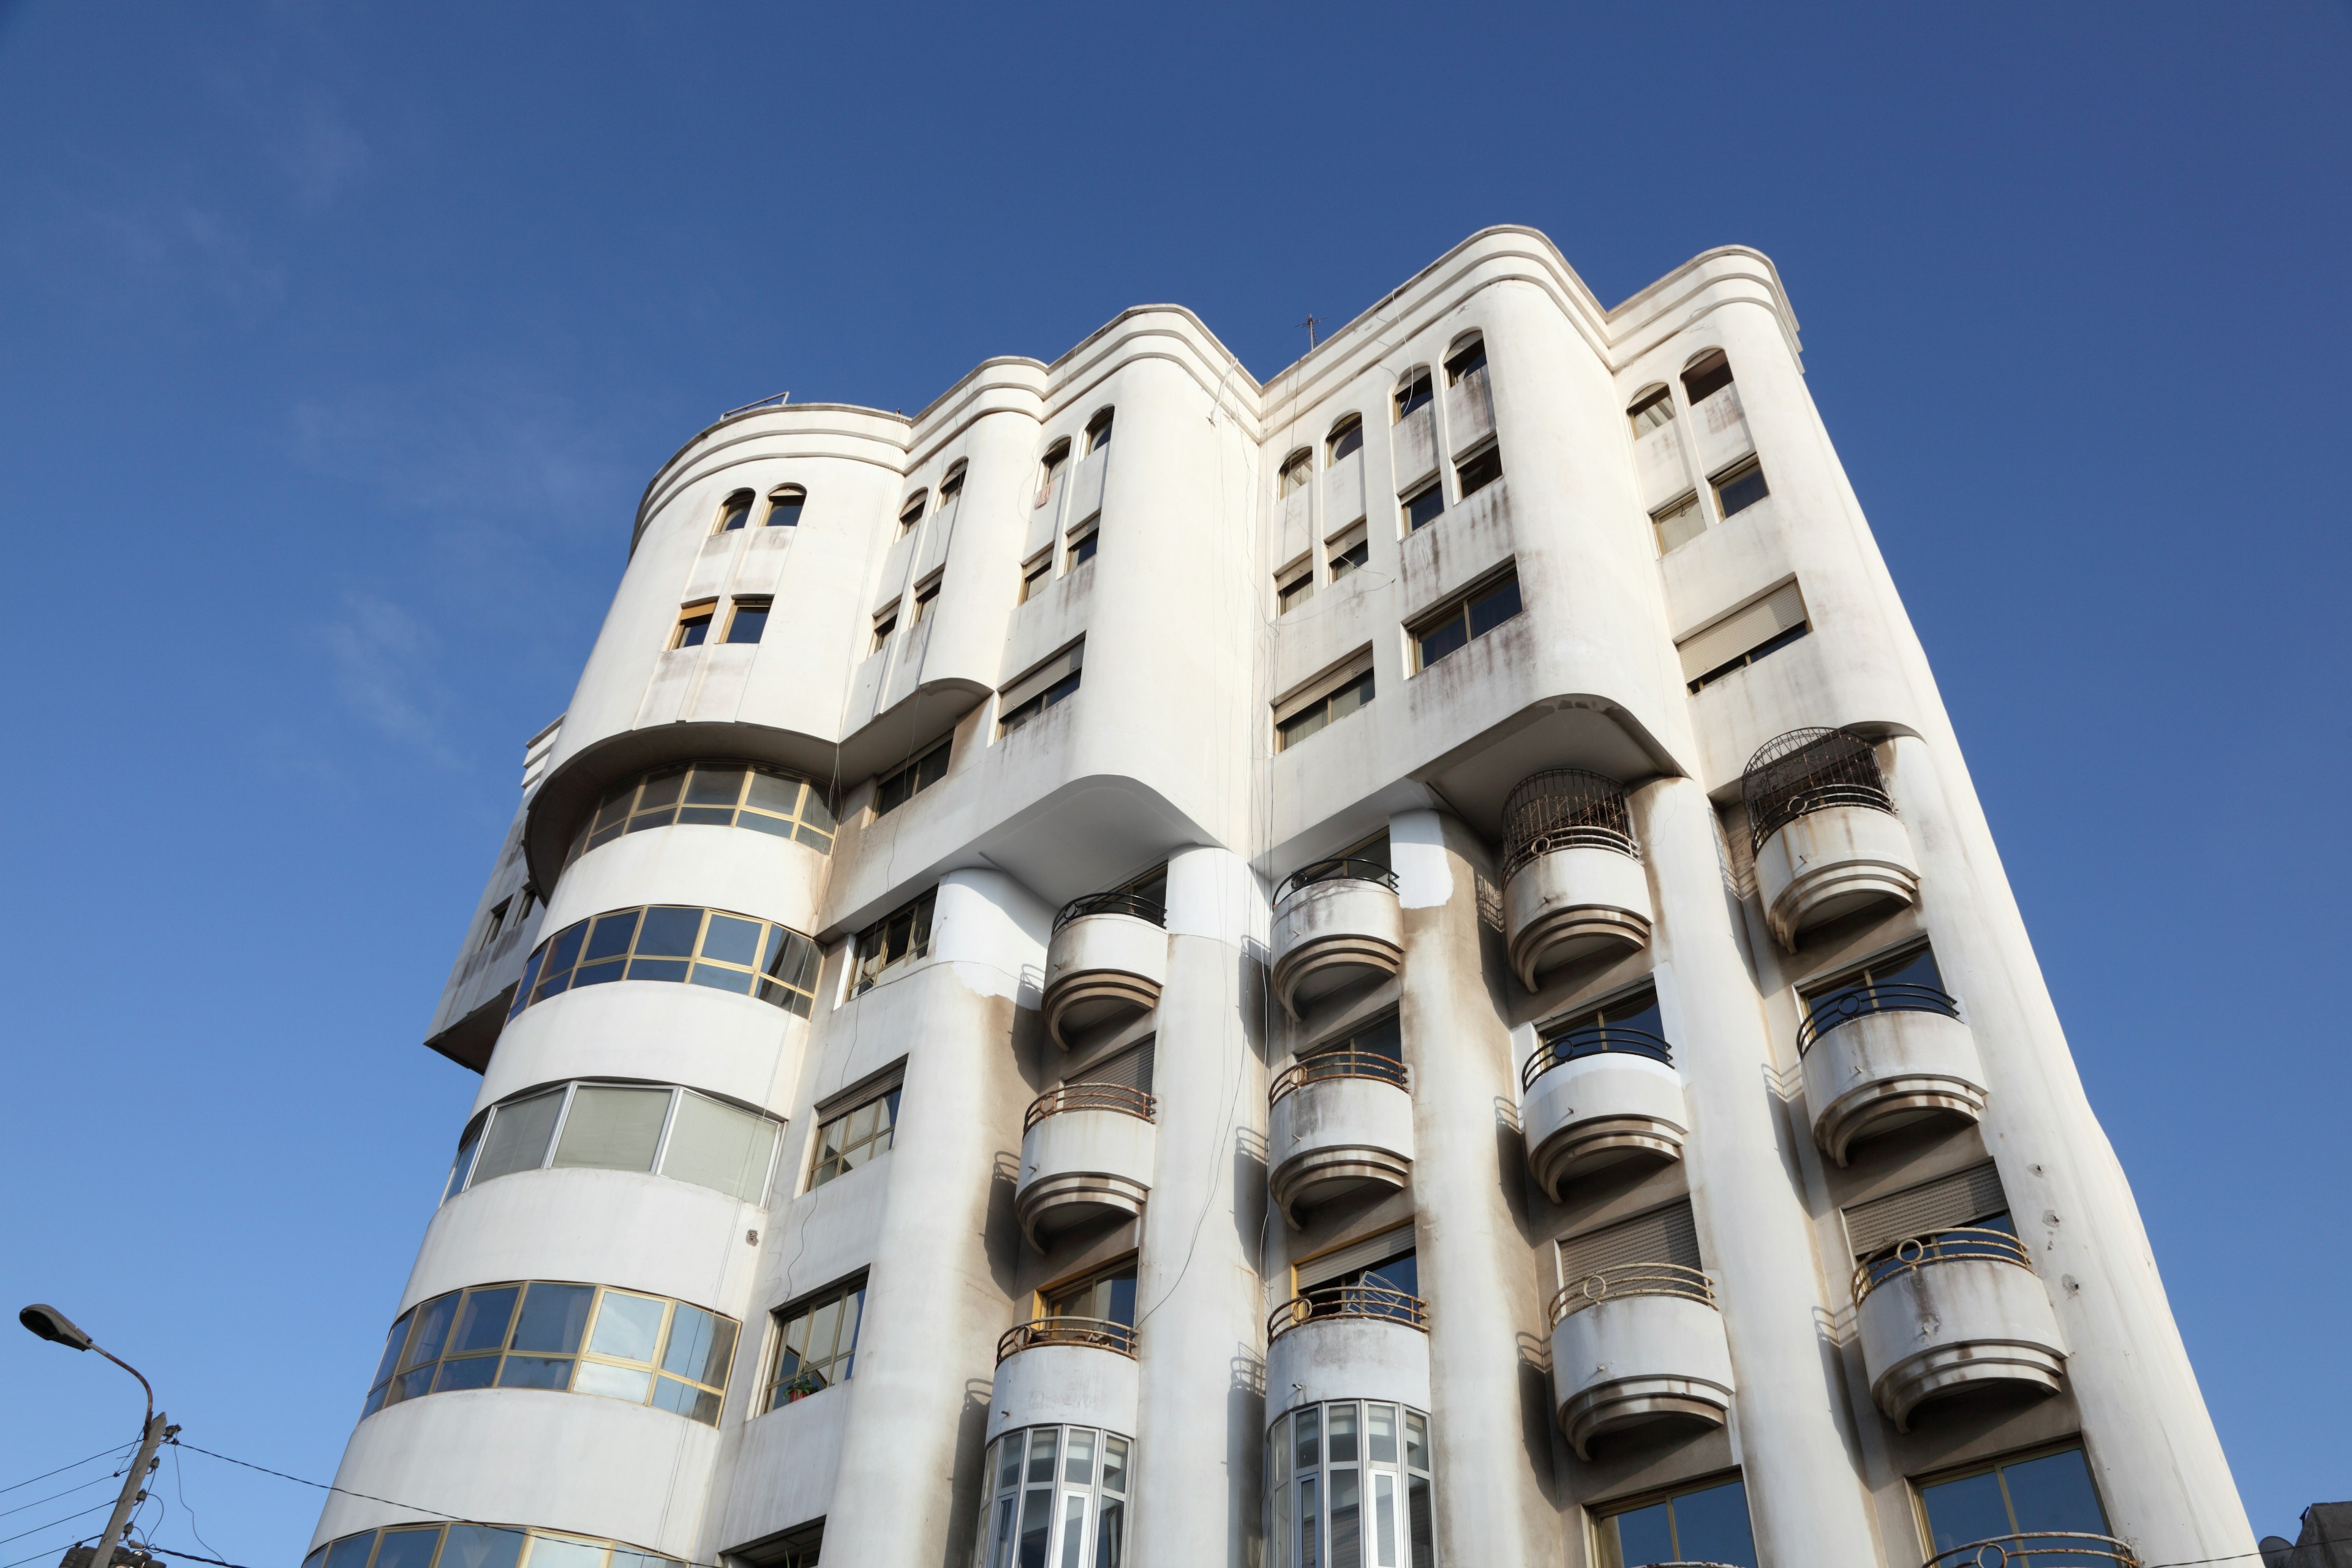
[1509,907,1651,991]
[1528,1115,1682,1202]
[1041,971,1160,1050]
[1268,1144,1411,1228]
[1272,937,1403,1021]
[1873,1339,2066,1431]
[1015,1170,1149,1250]
[1557,1374,1731,1461]
[1814,1075,1988,1166]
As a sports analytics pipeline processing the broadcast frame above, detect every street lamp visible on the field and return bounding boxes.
[20,1305,171,1568]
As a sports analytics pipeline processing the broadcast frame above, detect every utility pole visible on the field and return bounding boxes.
[18,1305,172,1568]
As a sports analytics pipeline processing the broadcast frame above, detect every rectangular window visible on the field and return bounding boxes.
[810,1082,902,1188]
[1276,559,1315,614]
[999,641,1084,735]
[1913,1446,2109,1562]
[478,897,512,951]
[1019,551,1053,603]
[1409,568,1522,672]
[1678,581,1808,692]
[1327,524,1368,582]
[871,605,899,652]
[1594,1475,1756,1568]
[1556,1199,1702,1285]
[725,598,771,645]
[1275,654,1374,752]
[1652,494,1704,553]
[1068,517,1099,567]
[1044,1259,1137,1326]
[851,889,935,994]
[875,738,951,816]
[1842,1161,2010,1259]
[1401,480,1444,533]
[766,1277,866,1409]
[1712,456,1770,518]
[673,602,716,649]
[1453,440,1502,500]
[911,575,941,625]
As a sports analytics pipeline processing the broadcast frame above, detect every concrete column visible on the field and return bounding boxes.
[1390,810,1560,1568]
[1635,778,1884,1566]
[1129,845,1268,1568]
[1885,735,2255,1563]
[823,870,1047,1567]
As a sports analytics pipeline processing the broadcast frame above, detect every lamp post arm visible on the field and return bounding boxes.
[94,1348,154,1430]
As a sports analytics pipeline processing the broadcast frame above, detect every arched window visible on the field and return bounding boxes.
[1036,439,1071,508]
[1327,415,1364,462]
[1393,368,1433,421]
[764,487,805,527]
[715,491,755,533]
[1279,450,1313,497]
[938,461,967,501]
[898,491,927,534]
[1626,385,1675,437]
[1085,408,1115,453]
[1682,350,1733,404]
[1444,335,1486,385]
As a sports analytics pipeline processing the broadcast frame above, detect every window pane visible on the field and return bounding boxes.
[1999,1449,2108,1536]
[688,963,755,994]
[701,914,763,966]
[1327,1403,1357,1463]
[440,1527,525,1568]
[1717,463,1769,516]
[662,1094,777,1204]
[404,1293,460,1370]
[1019,1488,1054,1568]
[1102,1434,1128,1493]
[1330,421,1363,461]
[522,1539,606,1568]
[445,1124,483,1202]
[1919,1471,2012,1555]
[372,1532,440,1568]
[552,1087,670,1172]
[582,911,640,963]
[1456,445,1502,497]
[1407,1477,1432,1568]
[589,1292,668,1363]
[494,1354,574,1389]
[662,1303,737,1386]
[650,1375,722,1423]
[1417,617,1469,669]
[450,1287,519,1354]
[1300,1476,1319,1568]
[1366,1404,1397,1464]
[1095,1499,1125,1568]
[573,1360,655,1403]
[1467,576,1521,638]
[1058,1495,1088,1568]
[1027,1428,1061,1484]
[1294,1406,1320,1471]
[683,768,743,807]
[1403,1411,1427,1472]
[636,906,703,956]
[431,1355,499,1392]
[1404,486,1443,531]
[1654,496,1704,552]
[511,1283,594,1353]
[719,499,752,532]
[1374,1474,1396,1568]
[744,771,800,815]
[1330,1468,1361,1568]
[1064,1428,1095,1486]
[370,1312,415,1390]
[726,606,769,644]
[626,957,690,983]
[323,1536,377,1568]
[1605,1501,1672,1568]
[765,494,804,527]
[1670,1479,1757,1567]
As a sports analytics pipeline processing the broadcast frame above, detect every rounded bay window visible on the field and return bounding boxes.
[1267,1401,1435,1568]
[304,1523,685,1568]
[509,905,821,1020]
[972,1425,1131,1568]
[562,763,836,870]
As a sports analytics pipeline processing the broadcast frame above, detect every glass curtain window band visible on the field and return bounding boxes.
[444,1082,783,1207]
[974,1426,1132,1568]
[510,905,822,1019]
[564,763,837,867]
[1268,1402,1434,1568]
[361,1281,738,1425]
[304,1523,686,1568]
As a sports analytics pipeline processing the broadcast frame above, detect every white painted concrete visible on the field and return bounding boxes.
[1856,1256,2068,1430]
[1549,1294,1736,1459]
[1520,1052,1687,1200]
[1264,1319,1433,1426]
[1801,1008,1988,1165]
[989,1344,1141,1444]
[1754,802,1922,948]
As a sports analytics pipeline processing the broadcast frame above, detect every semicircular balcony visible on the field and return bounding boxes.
[1925,1535,2140,1568]
[1264,1284,1431,1423]
[1548,1264,1735,1460]
[990,1317,1140,1444]
[1853,1227,2066,1431]
[1014,1084,1158,1248]
[1741,728,1921,948]
[1270,859,1403,1020]
[1798,973,1987,1166]
[1267,1050,1415,1225]
[1519,1025,1687,1202]
[1042,892,1168,1049]
[1500,771,1654,989]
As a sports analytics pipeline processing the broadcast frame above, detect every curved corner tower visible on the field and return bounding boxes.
[307,230,2254,1568]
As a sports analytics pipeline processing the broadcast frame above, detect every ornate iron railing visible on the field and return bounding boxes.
[1267,1284,1429,1340]
[1796,981,1961,1054]
[1023,1082,1157,1131]
[996,1316,1138,1363]
[1549,1262,1716,1325]
[1740,726,1895,852]
[1053,890,1168,932]
[1270,1050,1410,1105]
[1277,856,1398,902]
[1921,1532,2140,1567]
[1520,1025,1673,1091]
[1501,769,1638,878]
[1853,1227,2034,1304]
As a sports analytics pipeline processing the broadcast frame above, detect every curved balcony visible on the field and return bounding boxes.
[1270,859,1404,1020]
[1798,986,1988,1165]
[1267,1054,1414,1226]
[1501,771,1654,989]
[1742,728,1921,947]
[1853,1229,2066,1431]
[1015,1085,1158,1248]
[1042,894,1167,1049]
[1264,1285,1431,1423]
[1519,1029,1686,1200]
[1924,1535,2139,1568]
[1548,1265,1735,1459]
[990,1317,1139,1443]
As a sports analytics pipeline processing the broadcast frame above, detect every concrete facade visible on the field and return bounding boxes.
[311,228,2253,1568]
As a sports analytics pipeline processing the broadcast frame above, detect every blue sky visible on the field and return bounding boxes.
[1,1,2345,1558]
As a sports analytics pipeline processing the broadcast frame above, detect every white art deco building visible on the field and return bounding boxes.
[304,228,2256,1568]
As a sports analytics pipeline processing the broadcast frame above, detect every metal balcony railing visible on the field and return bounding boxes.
[995,1316,1138,1363]
[1266,1283,1429,1341]
[1740,726,1896,852]
[1277,856,1398,902]
[1921,1532,2139,1567]
[1796,982,1961,1055]
[1520,1025,1674,1091]
[1052,891,1168,932]
[1270,1050,1410,1106]
[1549,1262,1717,1325]
[1852,1227,2034,1304]
[1501,769,1638,878]
[1023,1083,1157,1131]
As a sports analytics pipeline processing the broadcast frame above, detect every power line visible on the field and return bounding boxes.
[0,1472,124,1522]
[165,1445,466,1527]
[0,1500,115,1548]
[144,1545,258,1568]
[0,1446,136,1498]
